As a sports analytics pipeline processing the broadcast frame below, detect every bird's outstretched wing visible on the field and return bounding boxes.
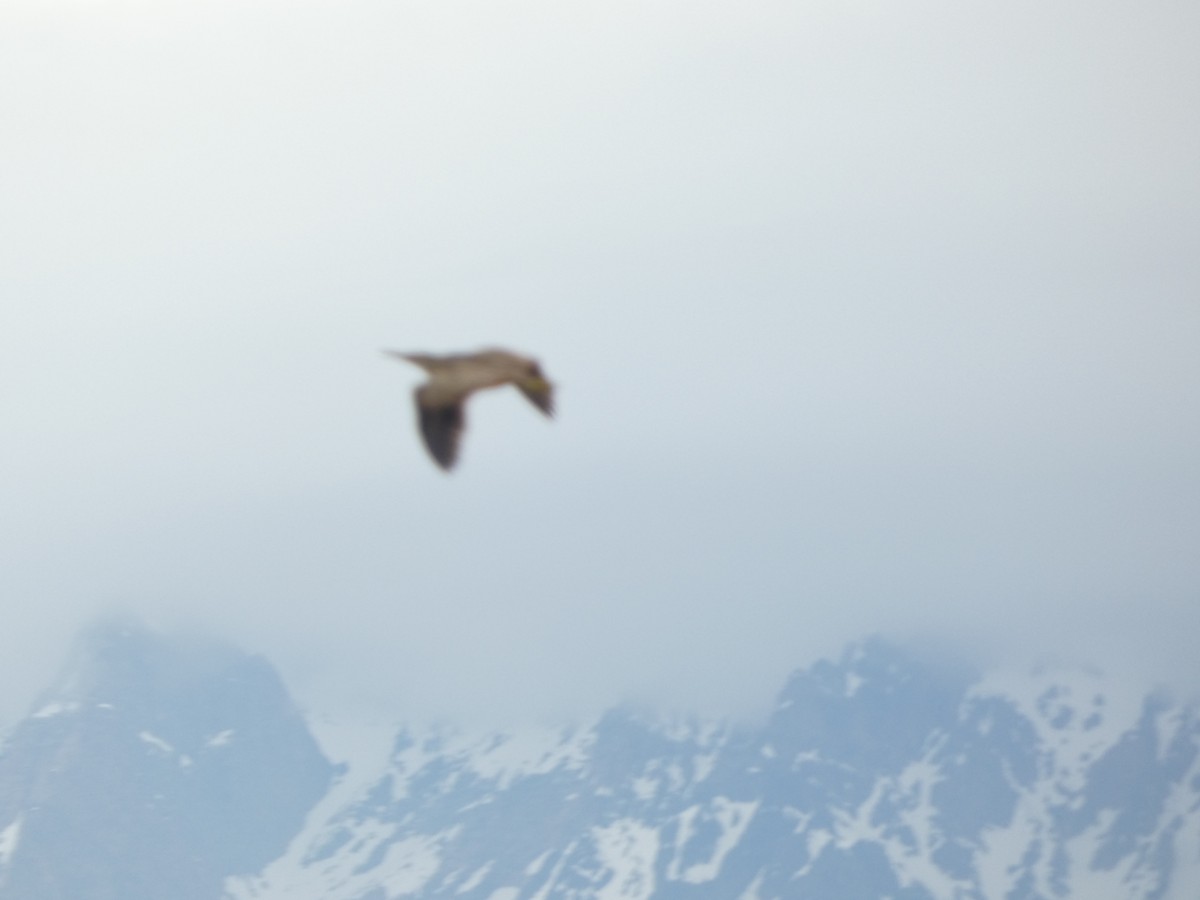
[415,388,465,470]
[516,377,555,417]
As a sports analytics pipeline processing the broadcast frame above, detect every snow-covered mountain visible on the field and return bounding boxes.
[2,622,1198,899]
[0,620,332,899]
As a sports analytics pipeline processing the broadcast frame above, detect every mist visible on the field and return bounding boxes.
[2,0,1198,729]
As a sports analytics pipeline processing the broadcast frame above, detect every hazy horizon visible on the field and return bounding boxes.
[3,0,1198,730]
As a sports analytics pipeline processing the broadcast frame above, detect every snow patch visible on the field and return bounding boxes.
[1153,705,1187,762]
[592,818,659,900]
[971,665,1143,794]
[227,824,453,899]
[524,849,552,876]
[833,778,886,847]
[1165,753,1200,900]
[464,725,593,790]
[880,759,971,897]
[0,816,21,870]
[670,798,758,884]
[456,861,492,894]
[206,729,235,749]
[31,701,79,719]
[976,803,1036,900]
[139,731,174,754]
[691,751,717,784]
[738,870,767,900]
[528,841,577,900]
[1064,809,1134,895]
[805,829,832,868]
[224,714,439,900]
[782,805,811,835]
[378,834,449,896]
[845,672,865,697]
[631,776,658,801]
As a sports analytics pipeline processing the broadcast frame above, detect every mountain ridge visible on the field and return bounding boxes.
[0,619,333,900]
[1,622,1197,899]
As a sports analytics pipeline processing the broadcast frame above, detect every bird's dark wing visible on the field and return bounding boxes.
[415,388,465,471]
[516,378,555,418]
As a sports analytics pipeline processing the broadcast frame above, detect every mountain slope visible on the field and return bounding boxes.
[1,624,1196,899]
[228,639,1200,900]
[0,620,333,900]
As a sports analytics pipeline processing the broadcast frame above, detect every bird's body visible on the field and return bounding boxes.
[385,348,554,470]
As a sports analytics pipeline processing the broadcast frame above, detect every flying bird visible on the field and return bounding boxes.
[384,348,555,471]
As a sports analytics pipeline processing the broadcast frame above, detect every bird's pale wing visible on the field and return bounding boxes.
[415,388,465,471]
[517,378,554,417]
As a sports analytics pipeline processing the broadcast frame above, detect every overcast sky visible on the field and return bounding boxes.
[2,0,1198,728]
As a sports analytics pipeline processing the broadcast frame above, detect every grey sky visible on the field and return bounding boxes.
[2,0,1198,727]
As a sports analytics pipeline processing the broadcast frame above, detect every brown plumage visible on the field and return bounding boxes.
[384,348,555,471]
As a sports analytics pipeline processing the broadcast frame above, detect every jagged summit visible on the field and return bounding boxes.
[35,616,271,712]
[3,629,1199,899]
[0,617,333,900]
[232,638,1200,900]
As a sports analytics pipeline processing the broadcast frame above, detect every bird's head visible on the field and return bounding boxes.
[524,361,551,391]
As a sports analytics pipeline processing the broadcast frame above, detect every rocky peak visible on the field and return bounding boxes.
[0,618,332,900]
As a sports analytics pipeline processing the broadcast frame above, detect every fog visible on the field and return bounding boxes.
[2,0,1198,728]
